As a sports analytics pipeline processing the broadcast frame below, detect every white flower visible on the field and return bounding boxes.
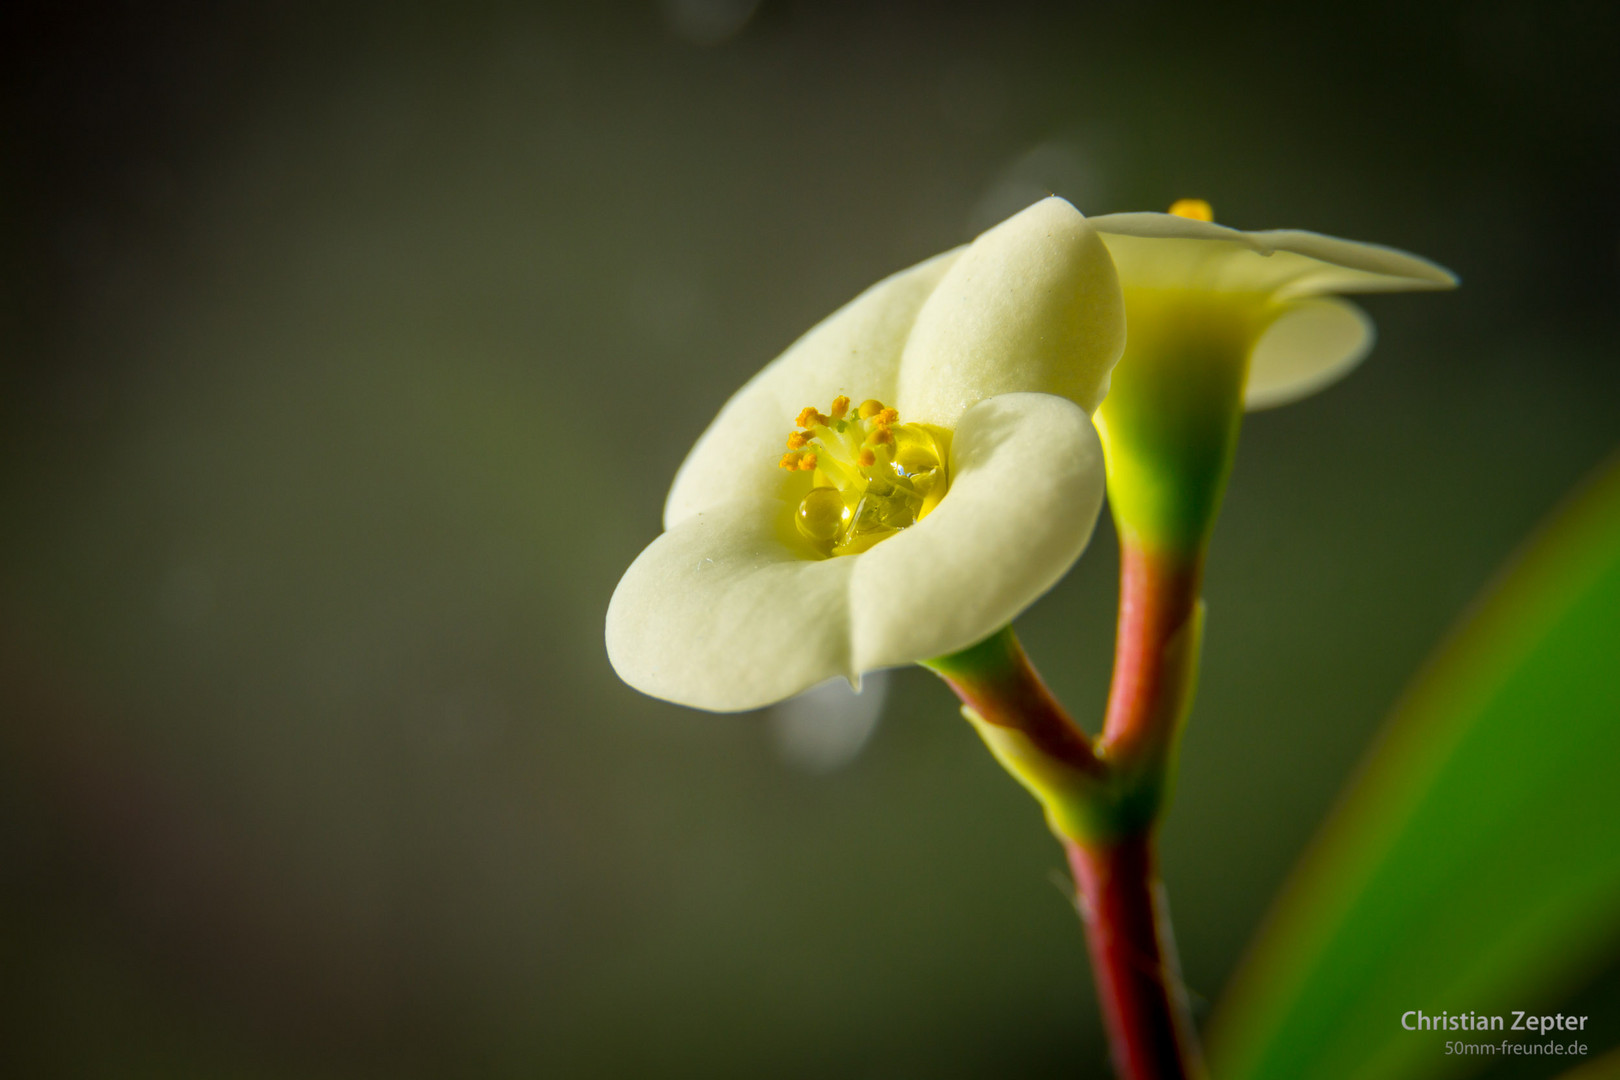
[607,198,1125,711]
[1086,200,1458,550]
[1091,201,1457,410]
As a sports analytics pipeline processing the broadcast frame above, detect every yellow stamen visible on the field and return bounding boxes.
[775,396,949,557]
[1168,198,1214,222]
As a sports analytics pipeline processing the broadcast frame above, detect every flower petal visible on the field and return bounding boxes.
[606,496,859,711]
[1245,297,1376,410]
[607,392,1105,712]
[663,250,961,529]
[852,392,1105,671]
[898,197,1124,425]
[1092,212,1456,300]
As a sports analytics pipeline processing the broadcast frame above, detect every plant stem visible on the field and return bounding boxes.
[928,545,1209,1079]
[925,625,1101,777]
[1100,543,1204,772]
[1067,832,1203,1080]
[1078,540,1207,1078]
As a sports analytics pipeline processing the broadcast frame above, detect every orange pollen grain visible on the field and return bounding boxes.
[786,431,813,450]
[829,395,850,418]
[856,449,876,467]
[866,428,894,447]
[874,408,899,426]
[795,407,829,429]
[779,453,801,470]
[798,453,818,471]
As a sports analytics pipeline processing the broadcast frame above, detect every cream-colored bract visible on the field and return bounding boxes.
[608,197,1124,712]
[1090,213,1457,409]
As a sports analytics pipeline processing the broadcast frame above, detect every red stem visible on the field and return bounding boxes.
[929,627,1101,777]
[1077,541,1205,1078]
[930,546,1209,1079]
[1100,544,1204,765]
[1067,834,1203,1080]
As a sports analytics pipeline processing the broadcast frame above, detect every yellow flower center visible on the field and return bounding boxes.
[777,395,950,557]
[1168,197,1214,222]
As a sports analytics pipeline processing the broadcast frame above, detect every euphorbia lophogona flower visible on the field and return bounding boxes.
[607,197,1125,712]
[606,194,1457,1080]
[1090,198,1458,555]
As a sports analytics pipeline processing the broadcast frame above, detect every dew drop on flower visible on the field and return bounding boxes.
[796,487,848,543]
[782,398,950,556]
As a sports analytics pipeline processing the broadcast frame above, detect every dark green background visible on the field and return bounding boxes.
[3,1,1616,1075]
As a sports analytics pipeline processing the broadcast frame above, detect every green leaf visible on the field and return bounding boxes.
[1208,452,1620,1080]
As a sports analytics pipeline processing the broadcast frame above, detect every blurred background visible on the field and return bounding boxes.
[3,1,1617,1076]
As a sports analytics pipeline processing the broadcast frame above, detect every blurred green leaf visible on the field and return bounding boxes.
[1208,451,1620,1080]
[1552,1043,1620,1080]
